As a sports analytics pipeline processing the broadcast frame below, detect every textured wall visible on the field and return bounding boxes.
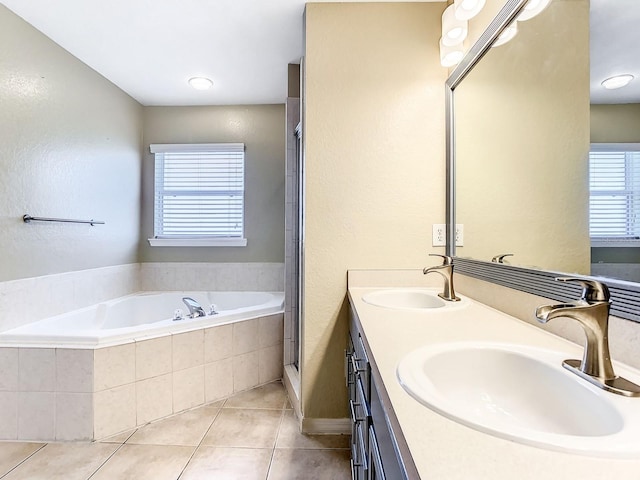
[140,105,285,263]
[303,3,447,419]
[591,104,640,143]
[0,5,142,282]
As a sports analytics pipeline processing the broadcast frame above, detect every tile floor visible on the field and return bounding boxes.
[0,381,351,480]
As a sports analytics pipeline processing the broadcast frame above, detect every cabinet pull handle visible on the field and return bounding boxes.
[349,400,365,424]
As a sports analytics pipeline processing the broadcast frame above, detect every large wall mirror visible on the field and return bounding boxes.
[447,0,640,320]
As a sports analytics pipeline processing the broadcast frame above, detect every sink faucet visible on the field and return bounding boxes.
[491,253,513,264]
[182,297,206,318]
[535,278,640,397]
[423,254,460,302]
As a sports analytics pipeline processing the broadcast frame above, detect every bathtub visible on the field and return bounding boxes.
[0,290,284,347]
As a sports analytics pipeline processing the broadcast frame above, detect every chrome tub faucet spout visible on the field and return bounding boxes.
[535,277,640,397]
[423,254,461,302]
[182,297,206,318]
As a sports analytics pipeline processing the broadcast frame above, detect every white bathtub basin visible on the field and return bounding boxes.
[397,342,640,457]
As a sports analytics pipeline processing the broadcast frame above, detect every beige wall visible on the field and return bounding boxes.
[303,2,447,419]
[0,5,142,282]
[591,104,640,143]
[140,105,285,263]
[455,0,591,274]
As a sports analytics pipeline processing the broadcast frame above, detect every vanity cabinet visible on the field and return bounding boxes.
[347,303,410,480]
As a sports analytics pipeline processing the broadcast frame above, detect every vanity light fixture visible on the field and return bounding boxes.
[188,77,213,90]
[492,21,518,47]
[441,4,468,46]
[453,0,486,21]
[440,38,465,67]
[517,0,552,21]
[601,74,635,90]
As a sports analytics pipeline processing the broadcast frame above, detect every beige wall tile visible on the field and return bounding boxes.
[259,313,284,348]
[172,330,204,371]
[94,343,135,391]
[136,373,173,425]
[204,324,233,363]
[204,358,233,403]
[173,366,204,413]
[94,384,136,439]
[19,348,55,392]
[259,345,283,385]
[0,348,18,391]
[55,392,93,441]
[233,351,260,393]
[0,391,18,440]
[136,336,172,380]
[56,349,93,393]
[233,319,259,355]
[18,392,55,441]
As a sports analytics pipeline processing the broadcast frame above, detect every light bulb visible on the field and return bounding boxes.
[441,5,468,46]
[454,0,486,21]
[518,0,552,21]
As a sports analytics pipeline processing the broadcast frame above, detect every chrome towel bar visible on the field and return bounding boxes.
[23,214,105,226]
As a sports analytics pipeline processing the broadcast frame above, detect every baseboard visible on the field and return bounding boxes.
[301,417,352,435]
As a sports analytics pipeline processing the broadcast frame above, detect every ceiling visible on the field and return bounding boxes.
[2,0,638,106]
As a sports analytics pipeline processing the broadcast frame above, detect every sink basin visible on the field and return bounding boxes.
[397,342,640,457]
[362,289,454,310]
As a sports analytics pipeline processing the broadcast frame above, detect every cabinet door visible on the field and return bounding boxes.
[368,425,386,480]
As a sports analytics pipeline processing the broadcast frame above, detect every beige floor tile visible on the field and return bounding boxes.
[2,443,119,480]
[276,410,351,449]
[224,381,287,409]
[267,448,351,480]
[90,444,194,480]
[202,408,283,448]
[180,446,272,480]
[0,443,45,477]
[99,428,137,444]
[127,405,219,446]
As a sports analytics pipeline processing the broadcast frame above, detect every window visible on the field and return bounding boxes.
[149,143,247,247]
[589,144,640,245]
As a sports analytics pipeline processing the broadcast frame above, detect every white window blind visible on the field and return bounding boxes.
[589,148,640,241]
[150,143,246,246]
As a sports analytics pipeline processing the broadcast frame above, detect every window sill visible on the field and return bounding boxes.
[148,238,247,247]
[591,239,640,248]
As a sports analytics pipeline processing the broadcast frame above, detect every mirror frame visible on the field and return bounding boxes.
[445,0,640,322]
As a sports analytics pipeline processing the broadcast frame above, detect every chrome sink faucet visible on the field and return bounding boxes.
[182,297,206,318]
[423,254,460,302]
[535,278,640,397]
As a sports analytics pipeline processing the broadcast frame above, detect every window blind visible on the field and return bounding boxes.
[589,150,640,240]
[150,143,245,239]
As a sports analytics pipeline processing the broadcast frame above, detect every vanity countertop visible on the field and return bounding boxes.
[348,274,640,479]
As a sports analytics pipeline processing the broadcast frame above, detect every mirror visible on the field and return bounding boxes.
[452,0,640,283]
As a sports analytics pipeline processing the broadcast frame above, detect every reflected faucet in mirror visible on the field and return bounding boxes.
[423,254,461,302]
[535,278,640,397]
[491,253,513,264]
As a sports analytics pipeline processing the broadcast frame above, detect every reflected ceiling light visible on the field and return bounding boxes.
[601,74,635,90]
[188,77,213,90]
[453,0,486,21]
[441,4,468,46]
[518,0,552,21]
[439,38,465,68]
[492,21,518,47]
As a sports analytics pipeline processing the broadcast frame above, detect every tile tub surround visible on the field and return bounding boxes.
[0,314,284,442]
[0,262,284,334]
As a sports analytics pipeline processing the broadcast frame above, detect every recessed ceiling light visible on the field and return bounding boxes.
[188,77,213,90]
[601,74,634,90]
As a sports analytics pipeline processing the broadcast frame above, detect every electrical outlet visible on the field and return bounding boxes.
[432,224,446,246]
[455,224,464,246]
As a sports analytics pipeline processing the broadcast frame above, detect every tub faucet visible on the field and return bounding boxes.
[423,254,460,302]
[182,297,206,318]
[535,277,640,397]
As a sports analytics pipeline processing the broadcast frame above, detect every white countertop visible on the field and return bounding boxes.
[348,283,640,479]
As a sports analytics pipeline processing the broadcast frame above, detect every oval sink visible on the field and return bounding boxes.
[362,289,446,309]
[397,342,640,457]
